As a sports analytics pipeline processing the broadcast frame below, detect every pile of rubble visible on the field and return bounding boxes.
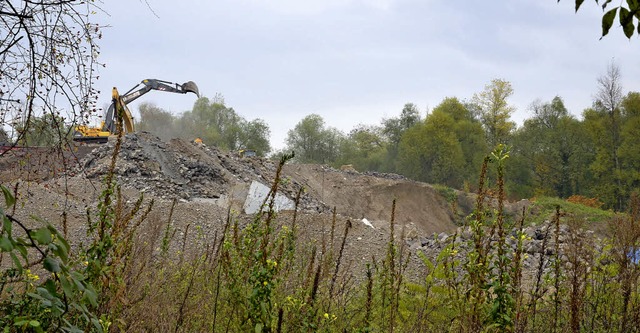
[408,221,601,276]
[363,170,408,181]
[75,132,331,213]
[79,134,228,199]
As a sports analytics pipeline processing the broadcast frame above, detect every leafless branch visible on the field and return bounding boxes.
[0,0,103,146]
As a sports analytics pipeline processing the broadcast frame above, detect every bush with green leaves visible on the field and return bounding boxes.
[1,185,102,332]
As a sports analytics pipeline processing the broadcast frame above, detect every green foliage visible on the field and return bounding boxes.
[433,184,457,205]
[271,74,638,214]
[0,184,101,332]
[577,63,634,211]
[619,92,640,197]
[336,124,387,171]
[382,103,420,148]
[584,106,620,207]
[15,113,70,147]
[137,95,272,156]
[239,119,272,157]
[568,0,640,39]
[285,114,344,164]
[470,79,516,148]
[435,97,487,184]
[510,96,591,199]
[398,103,466,187]
[381,103,421,171]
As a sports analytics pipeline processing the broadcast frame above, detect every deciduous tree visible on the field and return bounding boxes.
[511,97,589,198]
[381,103,421,171]
[433,97,487,186]
[286,114,344,164]
[619,92,640,198]
[583,62,626,209]
[398,108,465,187]
[471,79,516,148]
[337,124,386,171]
[238,119,271,156]
[15,113,70,146]
[183,96,270,154]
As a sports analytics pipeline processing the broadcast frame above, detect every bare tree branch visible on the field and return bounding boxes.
[0,0,103,148]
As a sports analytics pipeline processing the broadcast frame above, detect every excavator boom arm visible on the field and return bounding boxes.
[121,79,200,104]
[102,79,200,134]
[112,87,135,134]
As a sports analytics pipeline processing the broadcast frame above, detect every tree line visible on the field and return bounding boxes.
[282,63,640,211]
[136,94,271,156]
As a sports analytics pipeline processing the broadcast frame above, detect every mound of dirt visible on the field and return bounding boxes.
[282,164,458,236]
[0,144,96,183]
[1,133,466,279]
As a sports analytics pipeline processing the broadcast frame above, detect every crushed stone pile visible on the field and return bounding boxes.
[362,170,408,181]
[75,132,331,213]
[79,134,226,199]
[407,221,600,278]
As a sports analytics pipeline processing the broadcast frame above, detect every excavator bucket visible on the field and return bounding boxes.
[181,81,200,98]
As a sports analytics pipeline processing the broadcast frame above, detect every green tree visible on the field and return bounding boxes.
[285,114,344,164]
[584,106,620,208]
[15,113,70,146]
[566,0,640,39]
[583,62,626,210]
[398,108,465,187]
[618,92,640,198]
[337,124,387,171]
[471,79,516,148]
[381,103,421,171]
[510,97,590,198]
[179,96,270,154]
[175,110,203,141]
[432,97,487,187]
[185,97,237,149]
[238,119,271,156]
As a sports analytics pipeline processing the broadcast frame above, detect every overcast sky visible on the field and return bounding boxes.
[94,0,639,150]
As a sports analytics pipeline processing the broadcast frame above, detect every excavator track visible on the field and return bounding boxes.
[72,136,109,144]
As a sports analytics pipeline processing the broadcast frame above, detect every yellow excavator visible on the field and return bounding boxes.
[73,79,200,143]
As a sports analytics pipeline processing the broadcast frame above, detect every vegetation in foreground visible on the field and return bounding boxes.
[1,139,640,333]
[2,1,640,331]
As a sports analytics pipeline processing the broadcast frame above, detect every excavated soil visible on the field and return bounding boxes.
[5,133,602,287]
[282,164,457,236]
[2,132,530,281]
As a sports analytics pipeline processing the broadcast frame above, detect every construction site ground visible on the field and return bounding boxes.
[1,132,532,281]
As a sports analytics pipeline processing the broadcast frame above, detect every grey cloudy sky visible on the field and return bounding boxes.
[94,0,639,150]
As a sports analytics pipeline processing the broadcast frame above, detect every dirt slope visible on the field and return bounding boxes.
[283,164,457,235]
